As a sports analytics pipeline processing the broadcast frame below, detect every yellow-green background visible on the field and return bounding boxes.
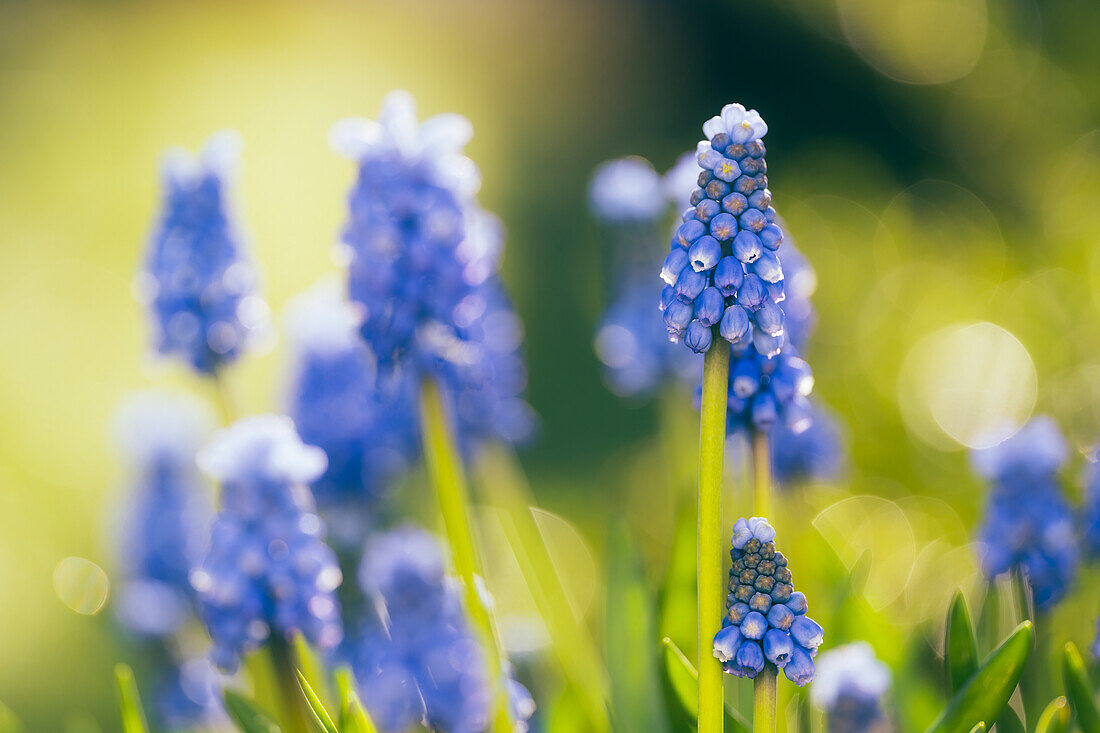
[4,0,1100,729]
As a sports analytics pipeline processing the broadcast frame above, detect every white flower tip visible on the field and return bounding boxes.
[329,117,383,158]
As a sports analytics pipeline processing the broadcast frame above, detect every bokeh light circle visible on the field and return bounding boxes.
[838,0,988,85]
[898,322,1036,450]
[53,556,110,615]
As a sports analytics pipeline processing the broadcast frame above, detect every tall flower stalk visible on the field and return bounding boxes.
[698,341,731,733]
[660,102,799,731]
[750,434,777,731]
[333,91,535,731]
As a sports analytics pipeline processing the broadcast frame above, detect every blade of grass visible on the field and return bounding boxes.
[113,664,148,733]
[223,689,283,733]
[420,379,512,733]
[946,591,979,693]
[1063,642,1100,733]
[296,670,339,733]
[660,636,750,733]
[1035,697,1070,733]
[477,446,610,732]
[925,621,1033,733]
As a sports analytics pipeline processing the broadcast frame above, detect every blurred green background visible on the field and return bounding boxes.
[4,0,1100,729]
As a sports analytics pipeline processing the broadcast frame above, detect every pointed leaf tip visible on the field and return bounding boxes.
[946,591,979,694]
[223,689,282,733]
[1036,696,1070,733]
[925,621,1032,733]
[1063,642,1100,733]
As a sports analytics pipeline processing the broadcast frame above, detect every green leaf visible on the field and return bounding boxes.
[0,700,20,733]
[296,670,339,733]
[333,666,379,733]
[658,501,697,658]
[1063,642,1100,733]
[291,632,332,715]
[968,724,985,732]
[113,664,149,733]
[977,582,1002,656]
[476,447,610,733]
[603,522,670,733]
[925,621,1032,733]
[1035,697,1070,733]
[223,689,282,733]
[660,637,750,733]
[946,591,979,694]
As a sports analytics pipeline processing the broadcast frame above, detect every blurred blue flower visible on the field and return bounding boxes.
[722,346,814,435]
[659,104,789,356]
[138,131,268,375]
[588,156,665,223]
[351,526,535,733]
[810,642,890,733]
[332,91,534,453]
[191,415,344,671]
[595,281,700,398]
[154,657,226,732]
[283,281,419,524]
[1082,455,1100,558]
[112,391,214,637]
[768,401,844,486]
[714,517,822,685]
[971,417,1078,610]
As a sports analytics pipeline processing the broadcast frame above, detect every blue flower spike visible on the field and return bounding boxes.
[332,91,534,454]
[659,103,788,355]
[351,526,535,733]
[138,131,269,375]
[810,642,891,732]
[971,417,1079,610]
[713,517,822,685]
[190,415,344,672]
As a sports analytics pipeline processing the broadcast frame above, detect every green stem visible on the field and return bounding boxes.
[753,665,777,733]
[750,429,770,519]
[1013,568,1040,728]
[419,379,513,733]
[698,340,731,733]
[749,430,777,732]
[268,635,309,733]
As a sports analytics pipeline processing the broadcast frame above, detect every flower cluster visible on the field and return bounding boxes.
[724,346,814,434]
[713,517,823,685]
[190,415,344,671]
[332,92,533,453]
[284,281,419,522]
[810,642,891,733]
[1083,456,1100,558]
[138,131,268,374]
[588,156,666,224]
[971,417,1078,610]
[768,402,844,486]
[659,103,788,356]
[350,526,535,733]
[112,391,214,637]
[589,155,701,397]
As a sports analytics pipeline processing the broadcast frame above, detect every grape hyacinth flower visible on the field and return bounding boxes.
[659,103,789,357]
[137,131,269,375]
[768,402,844,486]
[154,657,226,732]
[810,642,891,733]
[284,281,419,526]
[351,526,535,733]
[723,346,814,435]
[331,91,533,453]
[190,415,343,671]
[1082,454,1100,558]
[971,417,1078,610]
[713,517,823,686]
[112,391,214,637]
[588,156,666,224]
[589,156,700,398]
